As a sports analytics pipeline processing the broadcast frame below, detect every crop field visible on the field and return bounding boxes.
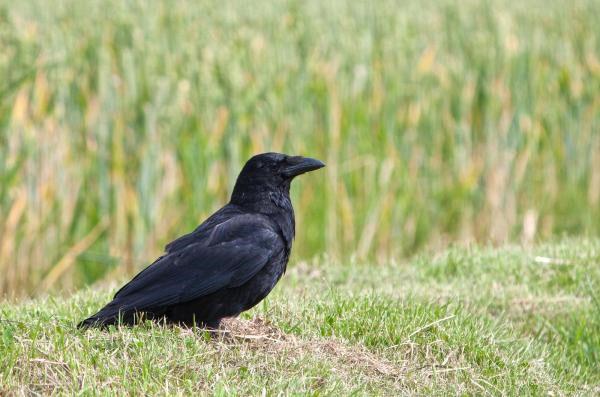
[1,0,599,296]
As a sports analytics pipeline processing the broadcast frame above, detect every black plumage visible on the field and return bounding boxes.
[78,153,324,328]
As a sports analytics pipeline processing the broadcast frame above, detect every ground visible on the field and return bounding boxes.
[1,239,599,395]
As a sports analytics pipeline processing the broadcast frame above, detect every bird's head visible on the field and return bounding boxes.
[231,152,325,205]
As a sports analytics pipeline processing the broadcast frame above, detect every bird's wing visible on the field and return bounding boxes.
[163,205,242,253]
[110,213,283,312]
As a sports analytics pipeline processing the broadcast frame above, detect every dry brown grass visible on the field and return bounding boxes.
[206,317,491,394]
[218,318,399,377]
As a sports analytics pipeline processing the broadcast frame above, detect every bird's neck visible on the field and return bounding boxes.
[230,179,290,210]
[230,188,296,246]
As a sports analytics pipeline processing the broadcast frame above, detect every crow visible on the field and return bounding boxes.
[78,153,324,328]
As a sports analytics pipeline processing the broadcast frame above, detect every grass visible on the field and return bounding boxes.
[1,239,599,394]
[1,0,600,296]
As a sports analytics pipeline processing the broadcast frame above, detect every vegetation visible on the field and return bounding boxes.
[1,0,599,296]
[1,239,599,394]
[2,1,598,394]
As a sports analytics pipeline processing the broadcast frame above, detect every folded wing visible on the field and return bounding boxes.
[80,213,283,326]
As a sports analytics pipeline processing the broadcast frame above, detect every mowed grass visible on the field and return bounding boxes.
[2,0,600,296]
[1,239,599,395]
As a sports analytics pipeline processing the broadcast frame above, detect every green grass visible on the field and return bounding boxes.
[1,0,600,296]
[2,239,599,394]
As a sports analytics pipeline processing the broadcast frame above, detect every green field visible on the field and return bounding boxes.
[1,0,600,296]
[1,239,599,394]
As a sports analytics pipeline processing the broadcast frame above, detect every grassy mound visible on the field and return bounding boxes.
[1,239,599,394]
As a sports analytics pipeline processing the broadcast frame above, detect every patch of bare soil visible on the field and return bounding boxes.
[192,317,488,394]
[216,317,399,379]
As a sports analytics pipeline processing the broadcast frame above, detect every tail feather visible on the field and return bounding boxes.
[78,299,167,328]
[77,316,112,329]
[78,301,131,328]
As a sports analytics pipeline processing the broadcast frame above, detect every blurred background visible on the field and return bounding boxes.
[1,0,599,298]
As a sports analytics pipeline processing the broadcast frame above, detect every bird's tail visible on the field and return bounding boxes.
[77,301,131,329]
[77,315,111,329]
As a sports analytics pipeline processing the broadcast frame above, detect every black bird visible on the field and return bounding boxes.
[78,153,324,328]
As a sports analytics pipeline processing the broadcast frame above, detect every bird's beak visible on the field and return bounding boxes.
[283,156,326,178]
